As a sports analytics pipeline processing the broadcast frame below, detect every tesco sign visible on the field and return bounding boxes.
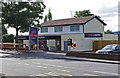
[84,33,103,37]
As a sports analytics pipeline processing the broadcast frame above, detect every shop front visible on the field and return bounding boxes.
[15,36,29,48]
[39,35,61,51]
[15,35,61,51]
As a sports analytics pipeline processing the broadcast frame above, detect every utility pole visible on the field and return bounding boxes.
[0,27,3,50]
[0,20,2,50]
[0,2,3,50]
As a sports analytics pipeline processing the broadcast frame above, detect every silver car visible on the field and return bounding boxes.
[96,44,120,54]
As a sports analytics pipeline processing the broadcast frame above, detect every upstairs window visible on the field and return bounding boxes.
[54,26,63,32]
[41,27,48,33]
[70,25,80,32]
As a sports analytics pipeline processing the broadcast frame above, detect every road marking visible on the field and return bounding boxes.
[32,62,68,68]
[5,59,14,61]
[30,74,47,76]
[18,63,21,64]
[24,64,30,66]
[57,69,70,72]
[36,74,48,76]
[45,72,58,76]
[64,74,72,76]
[48,64,67,68]
[32,62,41,64]
[83,73,98,76]
[37,66,48,69]
[94,71,119,75]
[44,71,72,76]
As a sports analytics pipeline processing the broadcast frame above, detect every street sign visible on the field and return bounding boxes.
[67,39,72,46]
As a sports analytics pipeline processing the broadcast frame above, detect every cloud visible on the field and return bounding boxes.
[104,16,118,31]
[99,6,118,14]
[98,6,118,18]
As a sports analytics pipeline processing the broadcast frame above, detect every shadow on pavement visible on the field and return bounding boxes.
[1,52,64,59]
[1,51,120,64]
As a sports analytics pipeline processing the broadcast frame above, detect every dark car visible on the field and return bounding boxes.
[96,44,120,54]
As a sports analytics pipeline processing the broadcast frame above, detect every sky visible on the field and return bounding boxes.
[7,0,119,35]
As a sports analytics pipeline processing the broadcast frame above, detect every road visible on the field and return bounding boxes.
[0,51,119,76]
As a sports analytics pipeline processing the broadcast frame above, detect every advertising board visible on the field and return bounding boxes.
[29,27,38,50]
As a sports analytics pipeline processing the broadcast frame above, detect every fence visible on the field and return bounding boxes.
[1,43,28,51]
[66,51,120,61]
[1,43,18,50]
[93,40,120,52]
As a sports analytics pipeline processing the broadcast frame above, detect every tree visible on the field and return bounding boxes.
[2,25,7,35]
[44,15,48,22]
[44,8,52,22]
[74,10,94,18]
[47,9,52,20]
[105,30,113,34]
[2,2,46,43]
[3,34,14,43]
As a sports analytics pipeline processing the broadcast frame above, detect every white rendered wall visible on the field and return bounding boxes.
[84,18,104,33]
[61,33,104,51]
[39,25,83,35]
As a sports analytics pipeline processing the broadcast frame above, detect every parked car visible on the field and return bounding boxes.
[96,44,120,54]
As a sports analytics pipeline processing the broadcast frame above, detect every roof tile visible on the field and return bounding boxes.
[41,16,106,27]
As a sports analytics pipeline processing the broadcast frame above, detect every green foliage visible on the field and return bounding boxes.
[44,15,48,22]
[48,9,52,20]
[2,2,46,32]
[74,10,94,18]
[1,2,46,43]
[3,34,14,43]
[44,8,52,22]
[2,25,7,35]
[105,30,113,34]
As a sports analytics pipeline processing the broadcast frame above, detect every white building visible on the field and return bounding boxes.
[19,15,117,51]
[39,16,107,51]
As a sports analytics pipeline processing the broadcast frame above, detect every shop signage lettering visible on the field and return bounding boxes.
[84,33,103,37]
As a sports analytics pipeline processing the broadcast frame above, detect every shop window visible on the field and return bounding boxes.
[41,27,48,33]
[54,26,63,32]
[70,25,80,32]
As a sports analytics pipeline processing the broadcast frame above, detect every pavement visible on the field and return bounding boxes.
[0,49,120,64]
[0,49,18,54]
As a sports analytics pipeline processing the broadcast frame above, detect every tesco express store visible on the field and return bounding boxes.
[19,16,118,52]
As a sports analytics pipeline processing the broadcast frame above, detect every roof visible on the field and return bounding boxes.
[41,16,107,27]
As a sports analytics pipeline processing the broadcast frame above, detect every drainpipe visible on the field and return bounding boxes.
[83,24,84,34]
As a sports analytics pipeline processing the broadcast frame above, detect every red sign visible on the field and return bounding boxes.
[84,33,103,37]
[29,27,38,49]
[30,33,38,37]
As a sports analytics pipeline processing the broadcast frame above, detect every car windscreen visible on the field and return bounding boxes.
[102,45,116,50]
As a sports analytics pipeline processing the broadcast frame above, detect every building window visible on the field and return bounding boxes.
[54,26,63,32]
[41,27,48,33]
[70,25,80,32]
